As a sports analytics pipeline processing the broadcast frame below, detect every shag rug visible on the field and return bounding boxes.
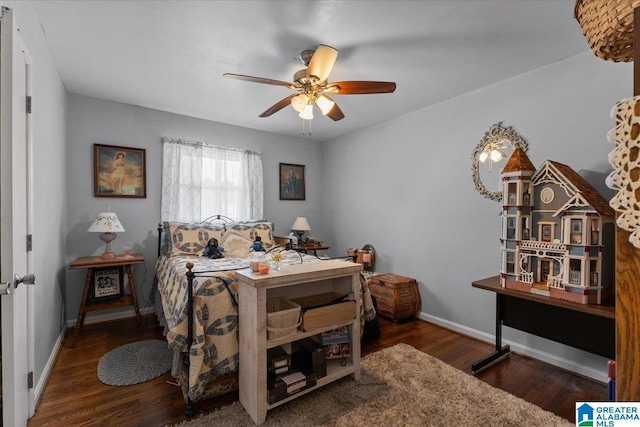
[97,339,173,386]
[170,343,572,426]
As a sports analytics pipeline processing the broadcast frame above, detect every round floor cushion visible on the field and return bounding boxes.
[97,339,173,386]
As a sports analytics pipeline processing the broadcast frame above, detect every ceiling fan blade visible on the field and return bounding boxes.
[326,81,397,95]
[224,73,297,89]
[306,44,338,83]
[259,94,297,117]
[326,102,345,122]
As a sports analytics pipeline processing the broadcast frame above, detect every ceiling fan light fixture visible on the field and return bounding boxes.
[291,94,309,113]
[299,104,314,120]
[316,94,335,116]
[307,45,338,82]
[479,151,489,163]
[490,149,503,162]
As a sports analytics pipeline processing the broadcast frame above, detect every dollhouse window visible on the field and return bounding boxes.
[506,252,515,273]
[541,224,552,242]
[570,219,582,244]
[521,217,529,240]
[569,259,581,285]
[522,183,531,205]
[507,183,517,206]
[506,217,516,239]
[589,260,599,286]
[590,219,600,245]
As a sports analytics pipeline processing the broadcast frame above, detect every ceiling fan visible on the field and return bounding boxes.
[223,44,396,122]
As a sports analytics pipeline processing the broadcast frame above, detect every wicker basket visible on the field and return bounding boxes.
[574,0,640,62]
[266,297,301,339]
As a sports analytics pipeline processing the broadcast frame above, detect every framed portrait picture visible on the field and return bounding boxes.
[91,266,124,302]
[93,143,146,198]
[279,163,305,200]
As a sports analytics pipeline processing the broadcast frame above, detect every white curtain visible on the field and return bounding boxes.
[161,137,263,222]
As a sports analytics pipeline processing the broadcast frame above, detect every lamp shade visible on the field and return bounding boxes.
[87,212,125,233]
[88,211,125,259]
[316,94,335,116]
[291,217,311,231]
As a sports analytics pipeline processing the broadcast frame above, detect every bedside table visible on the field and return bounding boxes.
[69,254,145,347]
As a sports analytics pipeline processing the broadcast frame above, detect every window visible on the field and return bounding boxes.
[161,138,264,222]
[506,217,516,239]
[521,217,529,240]
[570,219,582,244]
[522,183,531,205]
[590,219,600,245]
[507,183,517,206]
[569,259,581,285]
[506,251,515,274]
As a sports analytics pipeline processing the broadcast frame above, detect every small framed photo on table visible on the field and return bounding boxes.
[91,266,124,302]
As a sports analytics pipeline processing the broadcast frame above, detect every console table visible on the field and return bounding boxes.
[471,276,615,373]
[236,260,362,425]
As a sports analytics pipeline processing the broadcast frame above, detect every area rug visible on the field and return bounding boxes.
[97,339,173,386]
[170,343,572,426]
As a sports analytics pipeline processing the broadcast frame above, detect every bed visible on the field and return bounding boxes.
[154,216,375,416]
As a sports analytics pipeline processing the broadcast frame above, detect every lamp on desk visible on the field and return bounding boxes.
[88,209,125,260]
[291,216,311,245]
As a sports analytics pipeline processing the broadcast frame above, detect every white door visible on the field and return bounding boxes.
[0,6,35,427]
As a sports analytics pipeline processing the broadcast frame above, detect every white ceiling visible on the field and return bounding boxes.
[30,1,590,142]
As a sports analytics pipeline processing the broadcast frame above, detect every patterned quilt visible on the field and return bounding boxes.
[155,250,316,401]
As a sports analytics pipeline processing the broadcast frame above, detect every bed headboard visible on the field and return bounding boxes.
[156,215,235,258]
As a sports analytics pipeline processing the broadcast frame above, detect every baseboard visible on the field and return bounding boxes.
[35,332,63,407]
[418,312,608,383]
[65,306,156,329]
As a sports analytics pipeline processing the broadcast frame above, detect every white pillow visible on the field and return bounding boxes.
[221,233,253,258]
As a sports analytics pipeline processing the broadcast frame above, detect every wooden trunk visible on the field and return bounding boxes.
[369,273,420,321]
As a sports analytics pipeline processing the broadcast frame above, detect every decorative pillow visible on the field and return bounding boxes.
[166,222,225,256]
[223,222,274,249]
[221,233,253,258]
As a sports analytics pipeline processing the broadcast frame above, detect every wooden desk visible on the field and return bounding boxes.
[471,276,615,373]
[293,245,330,256]
[69,254,145,347]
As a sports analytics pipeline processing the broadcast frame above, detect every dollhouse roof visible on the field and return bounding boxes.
[502,147,536,173]
[546,161,614,218]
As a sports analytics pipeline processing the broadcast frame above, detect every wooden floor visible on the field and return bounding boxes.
[27,314,606,426]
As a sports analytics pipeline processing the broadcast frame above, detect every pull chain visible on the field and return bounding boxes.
[301,119,312,136]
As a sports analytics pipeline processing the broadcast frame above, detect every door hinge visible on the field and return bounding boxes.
[26,234,32,252]
[28,371,33,389]
[26,96,32,114]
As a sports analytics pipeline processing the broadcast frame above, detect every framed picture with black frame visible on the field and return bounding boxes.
[279,163,305,200]
[93,143,147,198]
[91,266,124,302]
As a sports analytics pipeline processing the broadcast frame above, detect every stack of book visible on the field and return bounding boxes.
[267,345,317,404]
[321,328,350,360]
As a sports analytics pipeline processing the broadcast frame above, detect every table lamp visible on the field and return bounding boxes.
[291,216,311,245]
[88,210,125,259]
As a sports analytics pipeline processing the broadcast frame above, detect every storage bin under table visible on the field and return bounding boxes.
[368,273,420,321]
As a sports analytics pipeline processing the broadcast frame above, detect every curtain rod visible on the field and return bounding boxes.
[162,137,262,157]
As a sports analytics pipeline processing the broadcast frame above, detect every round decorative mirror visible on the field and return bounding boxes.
[471,122,529,201]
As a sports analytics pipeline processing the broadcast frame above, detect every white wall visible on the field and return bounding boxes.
[65,94,324,322]
[322,51,632,380]
[4,1,68,389]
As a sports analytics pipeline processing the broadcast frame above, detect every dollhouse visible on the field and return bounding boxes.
[499,148,614,304]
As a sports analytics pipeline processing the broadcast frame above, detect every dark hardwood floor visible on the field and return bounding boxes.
[27,314,606,426]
